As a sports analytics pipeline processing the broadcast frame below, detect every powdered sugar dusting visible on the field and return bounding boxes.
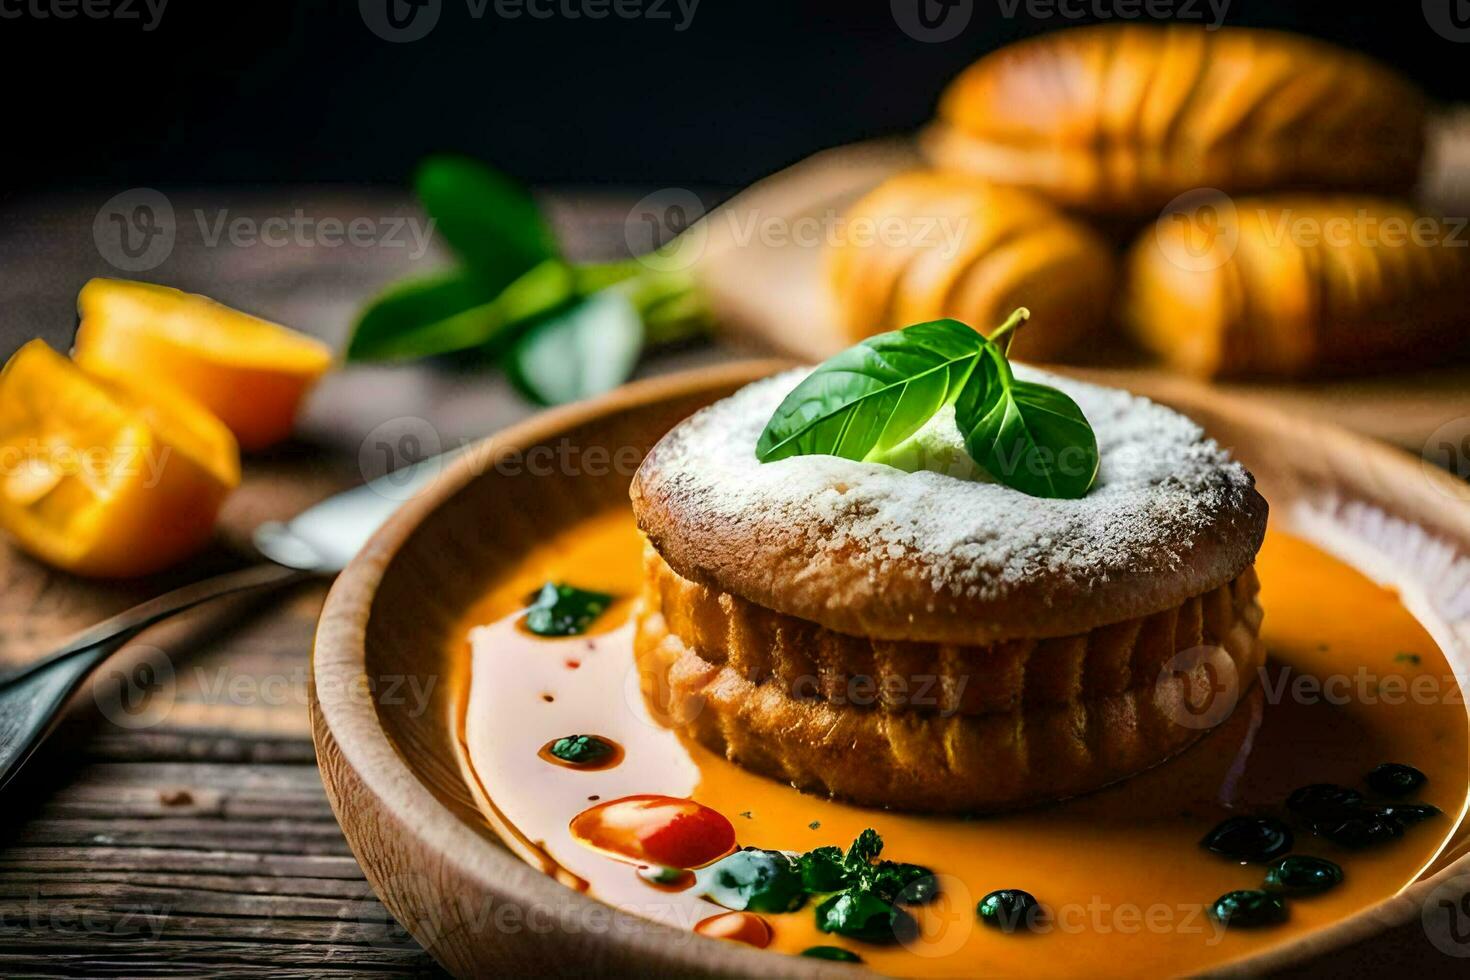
[641,367,1259,601]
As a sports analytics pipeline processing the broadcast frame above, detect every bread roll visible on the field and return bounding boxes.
[924,25,1426,216]
[1122,196,1470,377]
[827,171,1115,360]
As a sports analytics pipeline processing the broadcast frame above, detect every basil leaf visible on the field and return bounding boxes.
[504,290,643,406]
[701,848,806,914]
[415,155,558,287]
[523,582,614,636]
[348,260,575,363]
[955,349,1099,499]
[755,319,983,463]
[347,271,505,362]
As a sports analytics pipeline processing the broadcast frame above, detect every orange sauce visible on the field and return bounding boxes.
[695,910,774,948]
[457,509,1470,976]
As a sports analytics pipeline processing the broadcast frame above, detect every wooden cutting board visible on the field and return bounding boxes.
[691,137,1470,458]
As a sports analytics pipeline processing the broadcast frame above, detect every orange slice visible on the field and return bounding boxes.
[0,340,240,578]
[73,278,334,451]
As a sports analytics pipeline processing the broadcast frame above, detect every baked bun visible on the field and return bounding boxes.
[1122,196,1470,378]
[923,25,1426,216]
[631,368,1268,813]
[828,171,1114,361]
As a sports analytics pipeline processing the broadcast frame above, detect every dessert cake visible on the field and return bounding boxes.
[631,367,1268,813]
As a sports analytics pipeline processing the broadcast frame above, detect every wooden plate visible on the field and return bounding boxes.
[311,360,1470,977]
[691,138,1470,454]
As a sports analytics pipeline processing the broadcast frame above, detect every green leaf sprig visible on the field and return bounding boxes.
[697,829,937,947]
[346,156,710,406]
[756,310,1099,499]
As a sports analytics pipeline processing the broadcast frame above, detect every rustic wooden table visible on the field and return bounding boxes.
[0,190,729,977]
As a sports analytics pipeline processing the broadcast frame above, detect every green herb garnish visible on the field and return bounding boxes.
[976,889,1044,933]
[546,734,615,767]
[523,582,614,636]
[347,156,709,404]
[755,311,1099,499]
[800,945,863,962]
[815,889,916,945]
[700,848,806,913]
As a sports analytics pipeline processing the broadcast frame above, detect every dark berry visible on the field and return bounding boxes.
[1201,816,1294,862]
[1364,763,1426,797]
[1211,889,1287,928]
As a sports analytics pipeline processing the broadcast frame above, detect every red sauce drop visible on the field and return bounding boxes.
[565,659,581,670]
[695,911,772,948]
[569,794,736,869]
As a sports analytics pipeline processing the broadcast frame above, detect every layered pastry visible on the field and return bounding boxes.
[827,171,1115,360]
[1122,196,1470,378]
[923,25,1425,216]
[630,367,1268,813]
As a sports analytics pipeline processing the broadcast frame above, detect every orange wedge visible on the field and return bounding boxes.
[0,340,240,578]
[73,278,334,451]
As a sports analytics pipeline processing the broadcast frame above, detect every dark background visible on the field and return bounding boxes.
[3,0,1469,202]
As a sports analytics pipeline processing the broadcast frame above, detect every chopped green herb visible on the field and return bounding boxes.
[523,582,614,636]
[808,820,821,830]
[870,862,941,906]
[1210,889,1287,928]
[815,889,914,944]
[700,848,806,914]
[1393,652,1421,665]
[546,734,615,767]
[738,811,753,820]
[801,945,862,962]
[798,846,849,893]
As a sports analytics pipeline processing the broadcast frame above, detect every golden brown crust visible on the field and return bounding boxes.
[630,367,1270,645]
[645,543,1262,718]
[1121,196,1470,378]
[924,26,1425,216]
[826,171,1115,360]
[635,581,1266,813]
